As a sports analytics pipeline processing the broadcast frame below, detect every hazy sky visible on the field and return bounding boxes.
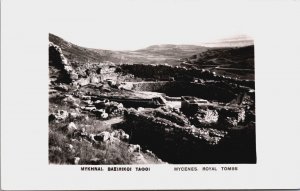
[48,0,255,50]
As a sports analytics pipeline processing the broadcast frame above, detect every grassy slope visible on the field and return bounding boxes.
[186,45,254,69]
[49,33,210,65]
[183,45,255,80]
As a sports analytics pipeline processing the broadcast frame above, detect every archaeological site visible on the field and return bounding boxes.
[48,33,256,164]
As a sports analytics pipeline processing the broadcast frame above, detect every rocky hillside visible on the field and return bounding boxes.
[185,46,254,68]
[49,34,256,164]
[49,33,122,64]
[181,45,255,80]
[49,33,211,66]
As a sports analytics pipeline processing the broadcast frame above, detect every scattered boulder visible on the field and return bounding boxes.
[109,136,121,143]
[117,103,124,110]
[65,144,75,153]
[100,112,108,119]
[49,110,68,121]
[94,100,107,109]
[128,144,141,153]
[195,109,219,125]
[83,100,93,105]
[111,129,130,141]
[90,158,101,165]
[90,76,100,83]
[62,95,78,105]
[55,83,69,91]
[225,117,238,127]
[83,106,96,112]
[88,134,97,143]
[81,95,92,100]
[49,146,62,153]
[94,131,110,142]
[67,122,77,133]
[137,107,145,112]
[77,78,90,86]
[74,157,80,165]
[93,109,105,116]
[69,72,79,80]
[69,112,81,120]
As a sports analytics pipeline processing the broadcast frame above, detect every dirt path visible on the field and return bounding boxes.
[103,116,124,127]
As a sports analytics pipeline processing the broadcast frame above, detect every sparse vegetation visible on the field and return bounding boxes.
[49,33,255,164]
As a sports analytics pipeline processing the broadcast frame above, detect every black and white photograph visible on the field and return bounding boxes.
[2,0,300,190]
[48,33,256,165]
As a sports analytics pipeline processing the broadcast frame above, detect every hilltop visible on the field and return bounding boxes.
[48,33,256,165]
[49,33,209,66]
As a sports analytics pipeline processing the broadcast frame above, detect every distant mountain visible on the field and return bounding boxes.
[182,45,255,80]
[49,34,210,65]
[135,44,209,58]
[202,40,254,48]
[187,45,254,68]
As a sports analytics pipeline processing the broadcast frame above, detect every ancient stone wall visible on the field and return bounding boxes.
[118,108,256,164]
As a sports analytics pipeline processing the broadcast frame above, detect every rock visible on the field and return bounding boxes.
[80,131,88,137]
[111,129,129,141]
[56,84,69,91]
[83,106,96,112]
[225,117,238,127]
[138,107,145,111]
[66,144,73,150]
[64,65,73,72]
[128,144,141,153]
[101,112,108,119]
[50,110,68,121]
[69,72,79,80]
[70,81,79,88]
[90,76,100,83]
[88,134,97,143]
[90,158,101,165]
[107,79,116,86]
[94,100,106,109]
[195,109,219,125]
[69,112,80,119]
[81,95,91,100]
[94,131,110,142]
[49,146,62,153]
[83,100,93,105]
[238,109,246,122]
[218,107,245,126]
[74,157,80,165]
[65,144,75,153]
[67,122,77,133]
[83,139,93,146]
[77,78,90,86]
[109,136,121,143]
[121,134,129,141]
[133,153,146,163]
[72,103,80,109]
[93,109,105,116]
[63,95,78,105]
[117,103,124,110]
[145,149,156,158]
[70,138,80,143]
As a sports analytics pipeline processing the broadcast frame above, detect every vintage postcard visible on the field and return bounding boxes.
[1,0,300,190]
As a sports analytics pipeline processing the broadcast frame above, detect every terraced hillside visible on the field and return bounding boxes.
[49,33,256,165]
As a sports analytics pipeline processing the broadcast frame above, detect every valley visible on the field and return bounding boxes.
[48,33,256,165]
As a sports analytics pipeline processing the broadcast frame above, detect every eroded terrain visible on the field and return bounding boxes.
[49,34,256,164]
